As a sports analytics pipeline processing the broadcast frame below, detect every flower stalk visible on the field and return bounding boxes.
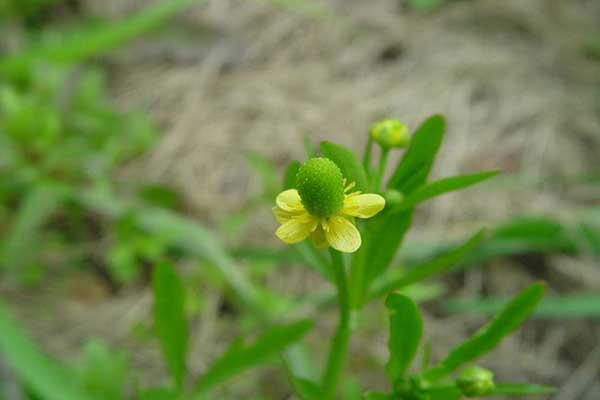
[321,248,351,399]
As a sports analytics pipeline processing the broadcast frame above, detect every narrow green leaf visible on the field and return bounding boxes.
[370,230,485,299]
[363,392,394,400]
[303,133,316,158]
[294,377,321,400]
[284,161,301,190]
[152,262,187,388]
[246,152,279,196]
[445,294,600,319]
[392,171,499,214]
[0,301,95,400]
[193,320,313,393]
[1,182,65,270]
[321,141,369,192]
[387,115,445,193]
[1,0,198,74]
[428,386,461,400]
[385,293,423,381]
[424,282,546,381]
[493,383,556,396]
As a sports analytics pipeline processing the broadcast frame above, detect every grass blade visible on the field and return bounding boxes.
[0,301,95,400]
[152,262,188,388]
[445,294,600,319]
[1,0,197,74]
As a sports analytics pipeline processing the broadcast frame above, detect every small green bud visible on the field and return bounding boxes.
[370,118,410,149]
[457,366,495,397]
[296,157,345,218]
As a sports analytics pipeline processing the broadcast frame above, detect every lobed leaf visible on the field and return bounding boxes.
[385,293,423,382]
[284,161,302,190]
[152,262,188,388]
[424,282,546,381]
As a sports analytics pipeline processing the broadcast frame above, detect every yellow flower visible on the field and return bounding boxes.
[273,181,385,253]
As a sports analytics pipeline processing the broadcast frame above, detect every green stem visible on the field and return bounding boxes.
[322,249,351,399]
[373,149,389,192]
[363,137,374,173]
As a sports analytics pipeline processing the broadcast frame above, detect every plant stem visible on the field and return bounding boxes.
[322,249,351,399]
[363,137,374,173]
[373,149,389,192]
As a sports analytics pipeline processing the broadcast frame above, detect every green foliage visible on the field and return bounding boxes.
[193,319,313,393]
[385,293,422,382]
[446,293,600,319]
[1,0,197,78]
[152,262,188,388]
[0,301,95,400]
[424,283,545,381]
[70,339,129,400]
[321,141,369,192]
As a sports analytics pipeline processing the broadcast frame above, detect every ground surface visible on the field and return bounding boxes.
[3,0,600,399]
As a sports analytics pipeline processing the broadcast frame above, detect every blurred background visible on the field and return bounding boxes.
[0,0,599,399]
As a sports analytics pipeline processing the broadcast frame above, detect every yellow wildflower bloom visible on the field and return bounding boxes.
[273,181,385,253]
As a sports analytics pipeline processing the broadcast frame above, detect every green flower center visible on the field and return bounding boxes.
[296,157,345,218]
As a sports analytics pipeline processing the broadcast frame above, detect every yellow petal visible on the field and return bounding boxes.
[275,214,318,244]
[276,189,304,212]
[343,193,385,218]
[272,206,303,224]
[324,215,361,253]
[311,224,329,249]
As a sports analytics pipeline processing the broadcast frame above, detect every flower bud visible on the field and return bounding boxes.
[457,366,495,397]
[296,157,345,218]
[370,118,410,149]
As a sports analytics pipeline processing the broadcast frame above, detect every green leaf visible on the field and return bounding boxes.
[385,293,423,381]
[1,0,198,75]
[1,182,65,270]
[321,141,369,192]
[246,152,279,196]
[445,294,600,319]
[392,171,499,214]
[139,387,181,400]
[0,301,96,400]
[70,339,129,400]
[370,230,485,299]
[467,217,577,263]
[387,115,445,193]
[193,320,313,393]
[428,386,461,400]
[294,377,322,400]
[493,383,556,396]
[363,392,394,400]
[424,282,545,381]
[152,262,188,388]
[284,161,301,190]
